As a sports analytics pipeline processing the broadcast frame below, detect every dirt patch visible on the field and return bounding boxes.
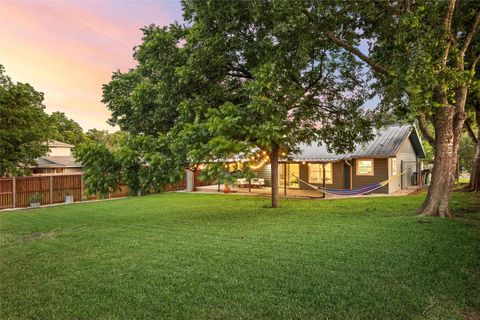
[407,186,428,195]
[458,309,479,320]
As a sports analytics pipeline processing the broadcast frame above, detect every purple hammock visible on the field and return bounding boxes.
[292,173,404,196]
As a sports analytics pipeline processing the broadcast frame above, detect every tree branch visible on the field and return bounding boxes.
[441,0,457,66]
[464,119,478,144]
[471,55,480,73]
[226,63,254,79]
[418,113,436,147]
[323,31,391,75]
[459,11,480,58]
[302,9,390,76]
[226,72,253,79]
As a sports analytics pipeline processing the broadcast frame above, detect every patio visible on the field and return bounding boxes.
[194,184,421,199]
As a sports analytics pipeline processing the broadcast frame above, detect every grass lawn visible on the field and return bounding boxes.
[1,192,479,319]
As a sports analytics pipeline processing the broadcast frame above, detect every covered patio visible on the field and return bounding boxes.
[193,184,419,199]
[195,184,326,198]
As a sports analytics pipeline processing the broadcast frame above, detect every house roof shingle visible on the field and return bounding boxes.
[292,125,425,162]
[33,156,82,168]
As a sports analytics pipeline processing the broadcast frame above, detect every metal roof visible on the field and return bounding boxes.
[292,125,425,162]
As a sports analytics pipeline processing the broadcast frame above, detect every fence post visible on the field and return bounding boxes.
[80,175,84,201]
[12,176,16,208]
[49,175,53,204]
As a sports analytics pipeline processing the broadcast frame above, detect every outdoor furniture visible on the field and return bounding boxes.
[235,178,248,188]
[250,178,265,188]
[235,178,265,188]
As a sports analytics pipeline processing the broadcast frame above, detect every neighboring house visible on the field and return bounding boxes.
[252,125,426,194]
[30,140,83,174]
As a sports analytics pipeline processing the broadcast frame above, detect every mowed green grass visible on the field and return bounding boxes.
[1,192,479,320]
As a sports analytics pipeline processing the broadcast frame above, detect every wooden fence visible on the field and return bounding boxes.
[0,173,187,210]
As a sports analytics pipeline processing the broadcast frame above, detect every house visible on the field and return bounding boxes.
[30,140,83,174]
[252,125,426,194]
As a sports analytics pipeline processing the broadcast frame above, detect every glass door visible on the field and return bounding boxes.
[279,163,300,189]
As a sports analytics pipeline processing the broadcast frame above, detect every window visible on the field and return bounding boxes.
[356,159,374,176]
[391,158,397,176]
[308,163,332,184]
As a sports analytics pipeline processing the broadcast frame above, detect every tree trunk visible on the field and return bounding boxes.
[467,140,480,192]
[270,146,280,208]
[466,110,480,192]
[419,88,467,217]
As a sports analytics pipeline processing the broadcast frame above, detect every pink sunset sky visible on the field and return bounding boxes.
[0,1,183,130]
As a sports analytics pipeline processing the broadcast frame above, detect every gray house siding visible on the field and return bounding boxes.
[351,158,389,194]
[199,125,424,194]
[299,162,344,190]
[300,159,389,194]
[252,164,272,187]
[388,139,414,193]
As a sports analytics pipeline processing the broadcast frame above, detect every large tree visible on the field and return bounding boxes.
[300,0,479,216]
[464,79,480,191]
[48,111,85,146]
[0,65,51,176]
[103,2,375,208]
[180,0,374,207]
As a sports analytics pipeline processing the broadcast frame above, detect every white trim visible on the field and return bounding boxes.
[356,159,374,176]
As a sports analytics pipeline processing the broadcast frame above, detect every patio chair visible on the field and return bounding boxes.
[250,178,265,188]
[236,178,248,188]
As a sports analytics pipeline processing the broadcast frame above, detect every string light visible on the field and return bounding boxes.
[249,160,266,170]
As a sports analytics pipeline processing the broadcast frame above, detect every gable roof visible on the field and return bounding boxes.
[48,140,74,148]
[32,156,82,168]
[292,125,425,162]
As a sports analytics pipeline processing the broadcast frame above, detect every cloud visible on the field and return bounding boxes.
[0,1,183,130]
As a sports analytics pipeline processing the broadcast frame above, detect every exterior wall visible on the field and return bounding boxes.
[33,167,83,175]
[352,158,389,194]
[32,168,57,174]
[245,156,414,194]
[48,146,71,157]
[299,162,344,190]
[252,164,272,187]
[389,138,418,193]
[299,163,309,189]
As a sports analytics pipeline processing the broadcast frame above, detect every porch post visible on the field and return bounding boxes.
[322,163,326,198]
[350,163,353,189]
[416,157,420,186]
[284,162,287,195]
[400,160,404,189]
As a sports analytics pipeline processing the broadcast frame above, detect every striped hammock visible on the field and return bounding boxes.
[291,172,405,196]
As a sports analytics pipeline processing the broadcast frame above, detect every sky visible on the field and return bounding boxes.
[0,0,183,131]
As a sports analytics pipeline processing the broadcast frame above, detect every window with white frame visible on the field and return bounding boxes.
[308,163,332,184]
[391,158,397,176]
[356,159,374,176]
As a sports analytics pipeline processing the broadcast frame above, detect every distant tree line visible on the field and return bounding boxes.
[0,65,121,176]
[98,0,479,216]
[2,0,479,215]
